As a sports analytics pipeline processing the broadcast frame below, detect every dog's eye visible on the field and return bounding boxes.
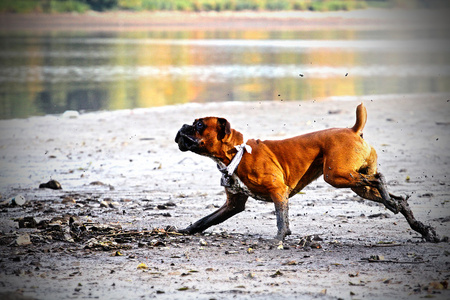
[196,121,204,131]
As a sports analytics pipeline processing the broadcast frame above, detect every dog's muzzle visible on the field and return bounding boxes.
[175,124,199,152]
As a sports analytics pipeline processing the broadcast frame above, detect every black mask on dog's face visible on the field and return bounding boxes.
[175,117,231,155]
[175,123,199,152]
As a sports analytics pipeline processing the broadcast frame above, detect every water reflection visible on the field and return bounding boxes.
[0,29,449,119]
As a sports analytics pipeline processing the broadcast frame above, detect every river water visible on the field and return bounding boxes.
[1,26,449,119]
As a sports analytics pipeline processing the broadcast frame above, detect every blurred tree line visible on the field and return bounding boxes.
[1,0,448,13]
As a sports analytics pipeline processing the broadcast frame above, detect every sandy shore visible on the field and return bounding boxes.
[0,94,449,299]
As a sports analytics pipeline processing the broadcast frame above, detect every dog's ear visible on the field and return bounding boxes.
[217,118,231,140]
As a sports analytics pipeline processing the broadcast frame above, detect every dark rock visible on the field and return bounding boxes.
[39,180,62,190]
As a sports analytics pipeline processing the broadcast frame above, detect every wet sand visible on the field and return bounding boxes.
[0,94,449,299]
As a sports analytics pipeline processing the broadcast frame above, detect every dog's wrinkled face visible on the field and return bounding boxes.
[175,117,231,156]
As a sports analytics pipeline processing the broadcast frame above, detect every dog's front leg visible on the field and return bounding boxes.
[272,190,291,241]
[178,191,248,235]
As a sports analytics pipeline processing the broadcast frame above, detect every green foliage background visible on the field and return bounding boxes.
[0,0,448,13]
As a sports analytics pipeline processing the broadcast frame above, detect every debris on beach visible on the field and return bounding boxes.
[0,194,26,206]
[62,110,79,119]
[137,262,148,270]
[8,214,185,252]
[39,179,62,190]
[297,234,323,250]
[15,233,32,246]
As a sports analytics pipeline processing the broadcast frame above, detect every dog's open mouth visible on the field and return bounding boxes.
[175,130,199,152]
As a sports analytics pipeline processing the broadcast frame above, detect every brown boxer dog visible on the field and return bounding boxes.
[175,104,439,242]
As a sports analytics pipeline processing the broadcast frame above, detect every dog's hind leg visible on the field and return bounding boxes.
[325,171,400,214]
[351,183,401,213]
[358,172,400,214]
[324,148,440,242]
[352,184,440,242]
[349,163,440,242]
[324,145,400,213]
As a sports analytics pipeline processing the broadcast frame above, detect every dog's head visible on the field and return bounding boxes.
[175,117,232,157]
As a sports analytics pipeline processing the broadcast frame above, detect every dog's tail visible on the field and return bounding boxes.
[351,103,367,136]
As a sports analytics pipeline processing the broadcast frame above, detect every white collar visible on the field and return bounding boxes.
[224,141,252,176]
[217,140,252,187]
